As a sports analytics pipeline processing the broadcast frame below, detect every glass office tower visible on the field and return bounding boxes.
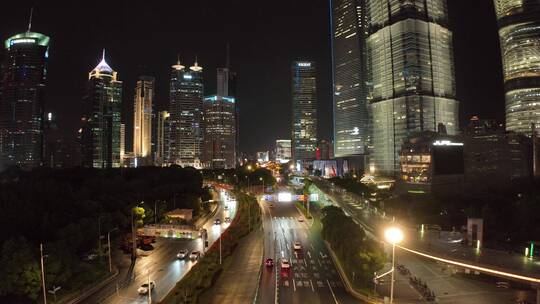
[1,30,50,169]
[291,61,318,164]
[330,0,370,158]
[494,0,540,134]
[203,95,236,169]
[169,59,204,168]
[81,51,123,168]
[366,0,458,176]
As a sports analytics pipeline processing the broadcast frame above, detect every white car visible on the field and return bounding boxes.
[189,251,201,260]
[138,281,155,294]
[176,249,188,259]
[293,242,302,250]
[280,259,291,270]
[297,217,304,222]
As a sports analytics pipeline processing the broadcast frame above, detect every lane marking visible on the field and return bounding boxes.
[310,279,315,292]
[327,279,339,304]
[307,251,312,259]
[293,278,296,292]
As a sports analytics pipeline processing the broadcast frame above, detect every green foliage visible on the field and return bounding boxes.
[321,206,385,289]
[329,177,374,197]
[0,237,41,300]
[0,166,205,301]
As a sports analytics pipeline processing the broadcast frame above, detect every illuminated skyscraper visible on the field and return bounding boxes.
[291,61,318,164]
[120,123,125,164]
[203,95,236,169]
[329,0,370,159]
[275,139,292,164]
[366,0,459,176]
[81,51,123,168]
[156,110,170,166]
[0,24,49,169]
[133,76,154,162]
[494,1,540,134]
[169,58,204,168]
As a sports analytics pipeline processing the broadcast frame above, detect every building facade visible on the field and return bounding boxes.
[155,110,170,166]
[81,51,123,168]
[330,0,370,159]
[366,0,459,177]
[275,139,292,164]
[291,61,318,165]
[494,1,540,134]
[133,76,154,163]
[203,95,236,169]
[169,59,204,168]
[1,30,50,169]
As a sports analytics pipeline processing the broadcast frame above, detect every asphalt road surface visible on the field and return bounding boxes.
[258,190,360,304]
[81,189,237,304]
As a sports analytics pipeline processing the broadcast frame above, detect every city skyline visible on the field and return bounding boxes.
[0,1,505,154]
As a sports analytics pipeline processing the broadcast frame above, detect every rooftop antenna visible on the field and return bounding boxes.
[102,49,106,61]
[27,7,34,32]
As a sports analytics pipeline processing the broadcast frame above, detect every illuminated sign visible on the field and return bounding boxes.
[183,74,193,80]
[277,192,292,202]
[433,140,463,146]
[10,38,36,46]
[297,62,311,67]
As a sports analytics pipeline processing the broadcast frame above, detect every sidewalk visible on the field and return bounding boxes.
[199,228,264,304]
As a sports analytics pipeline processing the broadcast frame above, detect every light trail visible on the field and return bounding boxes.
[398,245,540,284]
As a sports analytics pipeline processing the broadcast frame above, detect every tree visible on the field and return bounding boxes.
[0,237,41,300]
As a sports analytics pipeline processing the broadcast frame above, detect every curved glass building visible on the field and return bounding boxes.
[366,0,459,176]
[494,0,540,134]
[1,31,50,169]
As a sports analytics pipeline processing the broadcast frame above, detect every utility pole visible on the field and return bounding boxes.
[97,215,102,252]
[40,243,47,304]
[148,271,152,304]
[108,228,118,273]
[219,225,222,265]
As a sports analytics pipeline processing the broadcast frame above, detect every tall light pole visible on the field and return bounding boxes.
[385,227,404,303]
[40,243,47,304]
[219,224,222,265]
[147,270,152,304]
[107,228,118,273]
[259,177,264,193]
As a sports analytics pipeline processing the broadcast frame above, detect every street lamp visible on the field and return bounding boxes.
[259,177,264,193]
[247,165,252,171]
[40,243,47,304]
[385,227,403,303]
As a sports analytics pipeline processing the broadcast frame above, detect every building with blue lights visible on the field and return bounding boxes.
[168,58,205,168]
[1,29,50,169]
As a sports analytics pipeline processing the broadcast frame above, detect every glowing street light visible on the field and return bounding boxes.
[247,165,252,171]
[385,227,403,303]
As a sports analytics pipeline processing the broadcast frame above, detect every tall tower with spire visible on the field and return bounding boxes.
[168,57,204,168]
[81,50,123,168]
[0,8,50,169]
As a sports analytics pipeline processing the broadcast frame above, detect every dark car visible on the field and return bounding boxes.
[215,218,221,225]
[265,258,274,267]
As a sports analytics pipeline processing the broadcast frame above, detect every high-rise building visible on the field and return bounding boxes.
[120,123,125,164]
[366,0,459,176]
[156,110,170,166]
[291,61,318,165]
[494,1,540,135]
[133,76,154,164]
[169,58,204,168]
[329,0,370,159]
[0,25,50,169]
[81,51,123,169]
[275,139,292,164]
[203,95,236,168]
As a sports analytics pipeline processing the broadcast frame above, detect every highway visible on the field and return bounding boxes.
[313,178,536,303]
[81,189,237,304]
[258,189,359,304]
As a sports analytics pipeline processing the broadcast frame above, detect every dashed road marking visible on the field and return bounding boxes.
[317,280,324,288]
[310,279,315,292]
[284,280,289,287]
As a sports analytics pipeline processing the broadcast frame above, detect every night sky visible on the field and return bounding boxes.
[1,0,503,154]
